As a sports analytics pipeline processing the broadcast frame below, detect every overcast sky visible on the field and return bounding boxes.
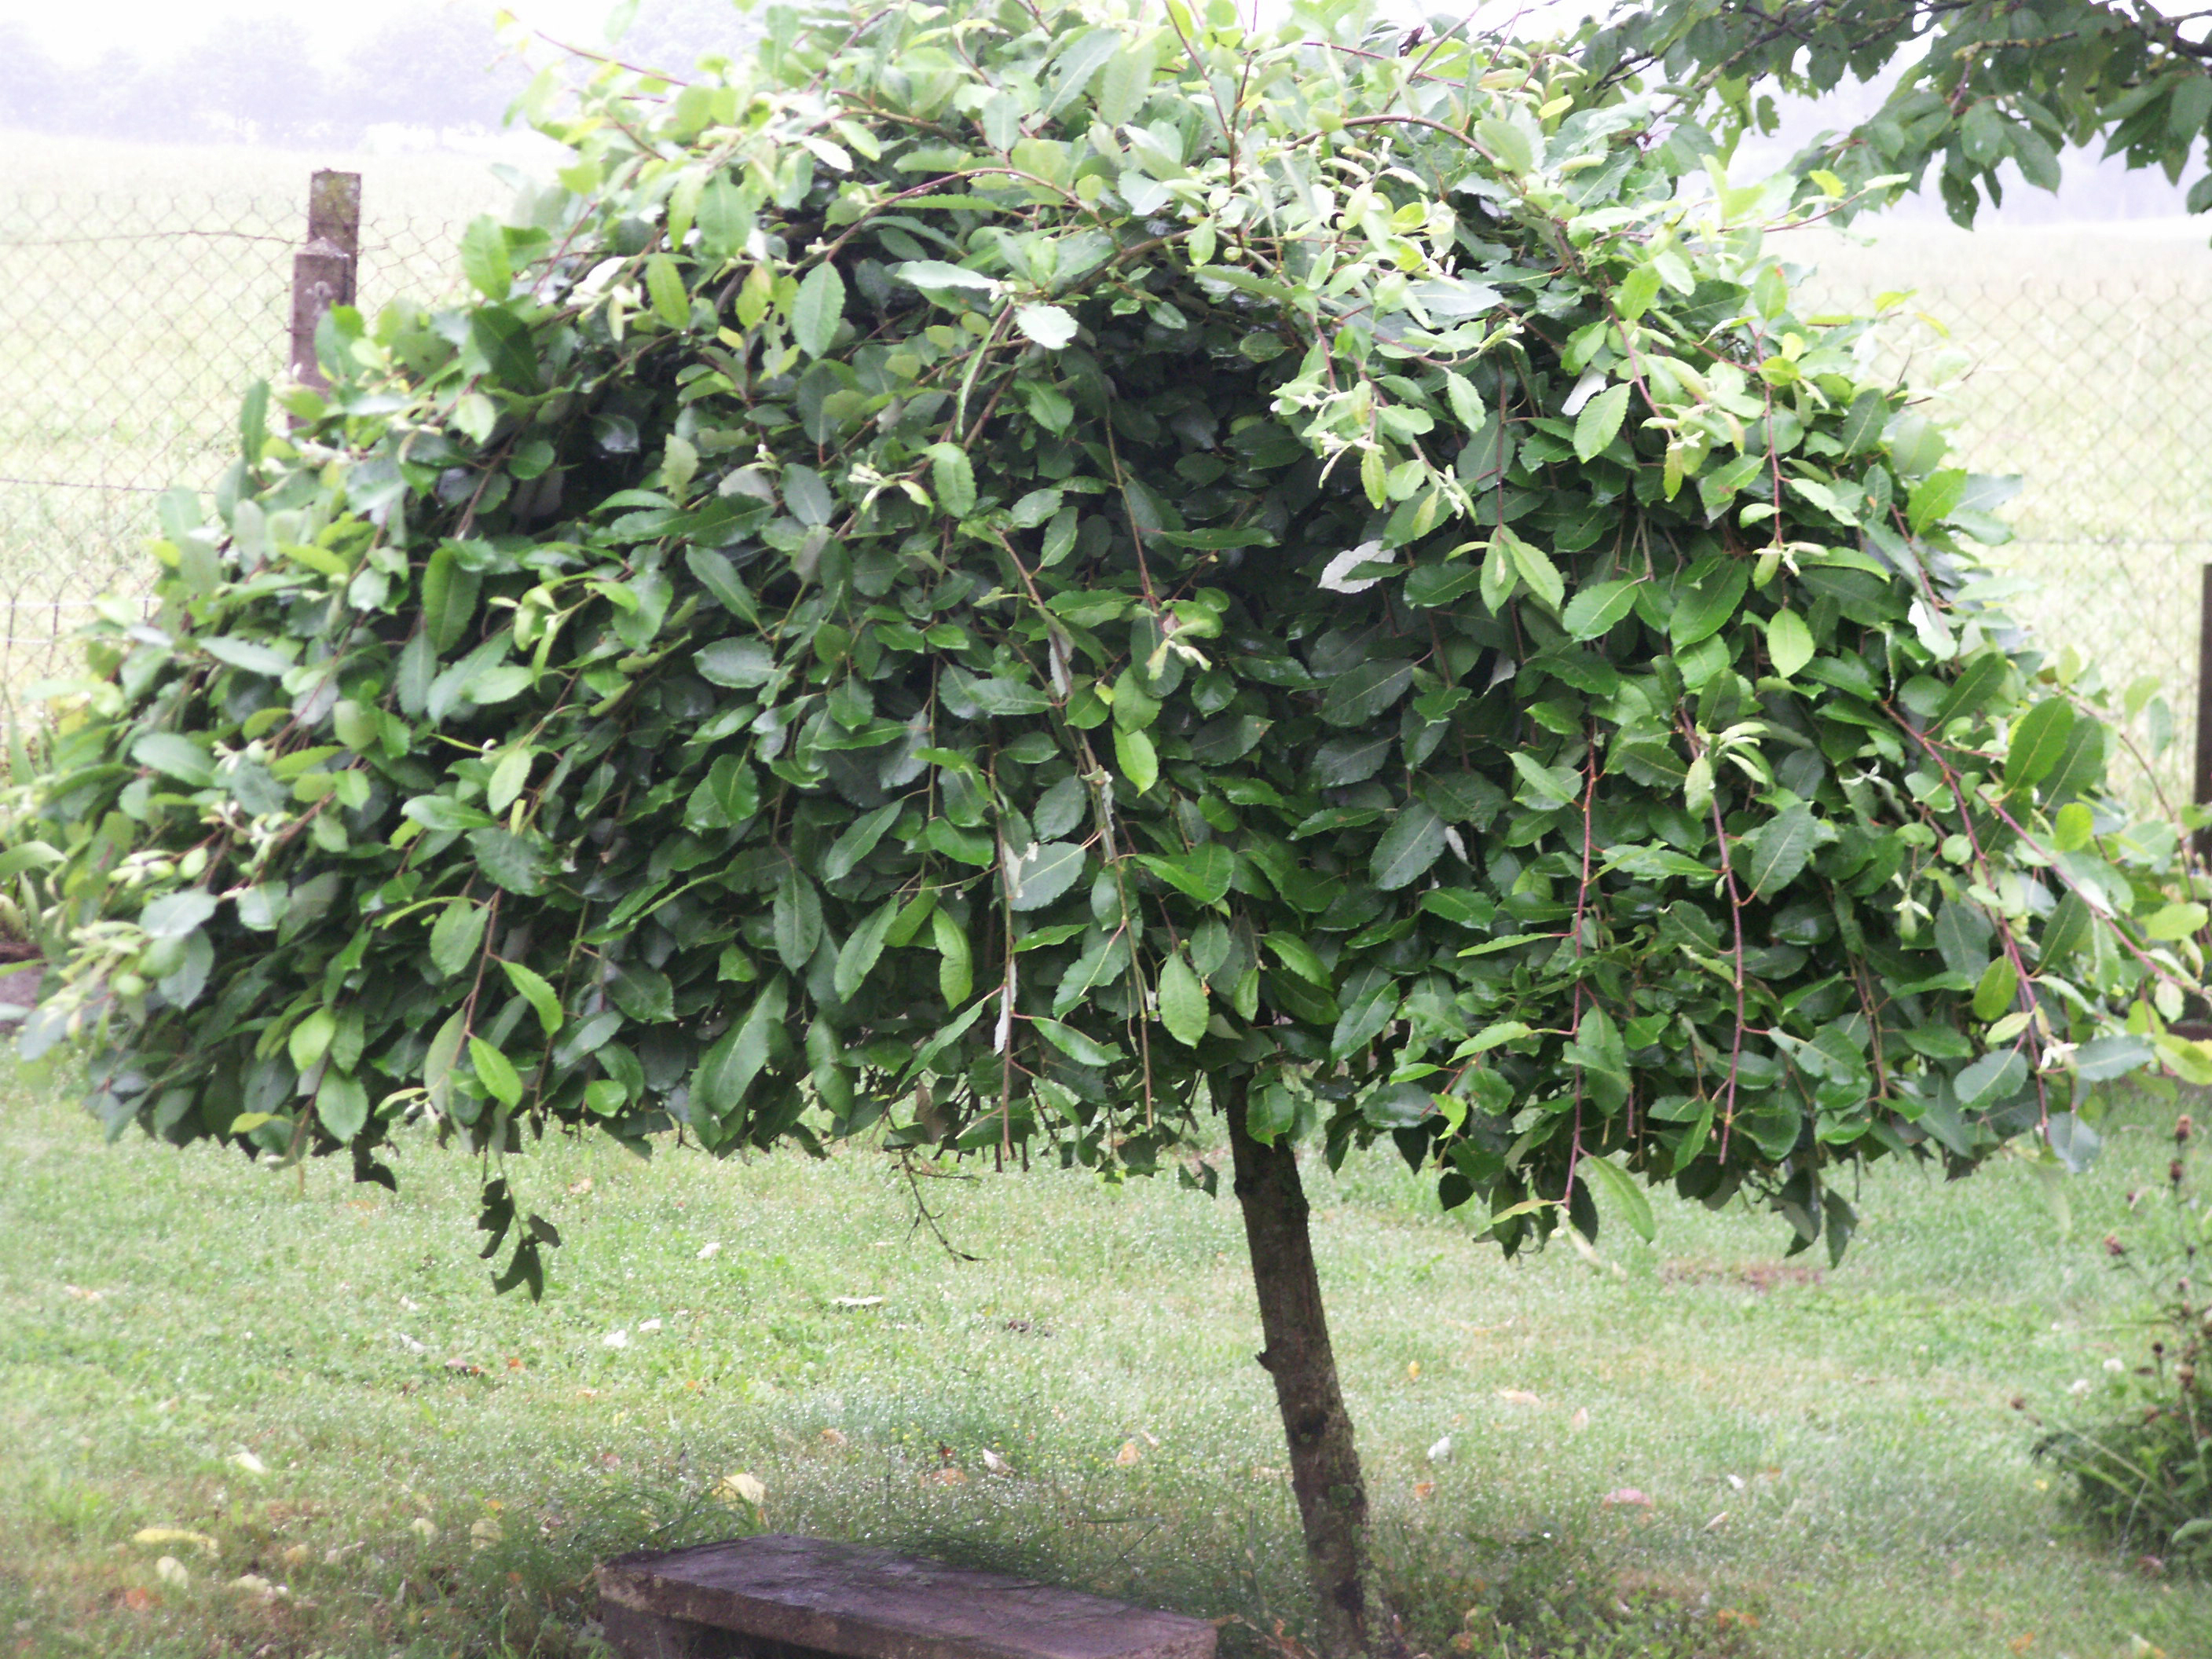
[0,0,624,64]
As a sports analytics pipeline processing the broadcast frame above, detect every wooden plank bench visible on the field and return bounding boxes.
[597,1534,1217,1659]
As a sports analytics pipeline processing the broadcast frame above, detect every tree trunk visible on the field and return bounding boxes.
[1223,1079,1404,1659]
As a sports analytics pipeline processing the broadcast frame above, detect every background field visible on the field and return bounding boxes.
[3,1063,2209,1659]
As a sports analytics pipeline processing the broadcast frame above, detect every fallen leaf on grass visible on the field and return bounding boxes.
[444,1358,485,1375]
[229,1451,268,1476]
[568,1178,593,1196]
[1426,1435,1452,1463]
[1406,1361,1421,1381]
[64,1284,107,1302]
[601,1330,630,1349]
[697,1242,722,1259]
[228,1574,275,1595]
[1569,1408,1589,1431]
[638,1318,662,1333]
[281,1545,310,1566]
[1601,1489,1653,1507]
[717,1471,766,1505]
[121,1588,153,1611]
[1113,1440,1142,1466]
[918,1467,967,1486]
[831,1295,884,1309]
[470,1518,503,1551]
[2008,1635,2037,1654]
[134,1528,218,1555]
[820,1428,848,1447]
[1495,1389,1545,1408]
[980,1448,1013,1475]
[408,1518,438,1542]
[1413,1481,1436,1502]
[1704,1511,1728,1531]
[155,1557,189,1587]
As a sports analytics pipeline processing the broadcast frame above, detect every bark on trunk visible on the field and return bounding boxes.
[1223,1078,1404,1659]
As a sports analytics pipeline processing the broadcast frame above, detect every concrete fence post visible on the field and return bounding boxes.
[289,170,361,392]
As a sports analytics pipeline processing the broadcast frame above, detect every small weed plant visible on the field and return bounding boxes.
[2038,1109,2211,1569]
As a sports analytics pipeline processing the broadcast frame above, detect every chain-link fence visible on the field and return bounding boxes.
[2,189,2209,799]
[0,183,459,697]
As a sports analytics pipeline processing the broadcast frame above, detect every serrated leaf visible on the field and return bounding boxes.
[501,960,565,1036]
[774,869,823,970]
[289,1008,337,1074]
[1503,531,1564,613]
[1741,803,1818,900]
[460,215,512,299]
[1371,803,1447,890]
[1573,382,1631,462]
[1766,607,1814,678]
[833,899,899,1000]
[927,442,976,518]
[430,899,489,979]
[316,1069,369,1141]
[2005,698,2075,792]
[1033,1016,1120,1068]
[645,253,689,327]
[822,803,901,883]
[1577,1155,1654,1243]
[1005,840,1086,911]
[1158,952,1209,1046]
[1114,727,1158,793]
[793,262,845,358]
[468,828,549,896]
[1562,579,1638,641]
[1014,304,1079,349]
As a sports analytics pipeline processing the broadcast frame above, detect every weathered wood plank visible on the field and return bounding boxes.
[598,1535,1216,1659]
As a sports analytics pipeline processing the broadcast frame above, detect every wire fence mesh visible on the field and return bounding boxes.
[1,183,2208,800]
[0,185,460,698]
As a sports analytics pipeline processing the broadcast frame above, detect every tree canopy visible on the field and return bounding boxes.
[1580,0,2212,224]
[13,1,2212,1644]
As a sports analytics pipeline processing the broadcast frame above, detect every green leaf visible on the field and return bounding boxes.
[1670,561,1749,648]
[1503,531,1564,613]
[1839,389,1889,455]
[1971,956,2018,1021]
[1005,840,1086,911]
[1929,650,2010,730]
[469,305,540,392]
[1573,383,1631,462]
[645,253,689,327]
[430,899,489,979]
[1562,579,1639,641]
[774,870,824,970]
[696,639,776,688]
[1765,608,1814,678]
[696,977,788,1118]
[1265,933,1330,987]
[931,909,973,1005]
[1014,304,1079,349]
[927,443,976,518]
[1741,804,1818,900]
[822,803,901,883]
[793,262,845,358]
[460,215,512,299]
[316,1070,369,1141]
[687,548,760,624]
[501,960,565,1036]
[1577,1155,1654,1243]
[1320,660,1415,727]
[133,733,214,788]
[139,888,216,939]
[1032,1016,1120,1068]
[2144,902,2207,942]
[1474,115,1535,174]
[2052,800,2096,852]
[1157,952,1209,1047]
[466,1038,520,1110]
[1138,844,1234,907]
[833,899,899,999]
[423,543,481,653]
[2005,698,2075,792]
[289,1008,337,1074]
[1371,804,1447,891]
[1114,727,1159,793]
[468,828,550,896]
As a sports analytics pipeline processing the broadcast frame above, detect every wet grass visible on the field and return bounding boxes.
[4,1064,2210,1659]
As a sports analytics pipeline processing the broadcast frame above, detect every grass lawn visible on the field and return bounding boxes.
[2,1063,2208,1659]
